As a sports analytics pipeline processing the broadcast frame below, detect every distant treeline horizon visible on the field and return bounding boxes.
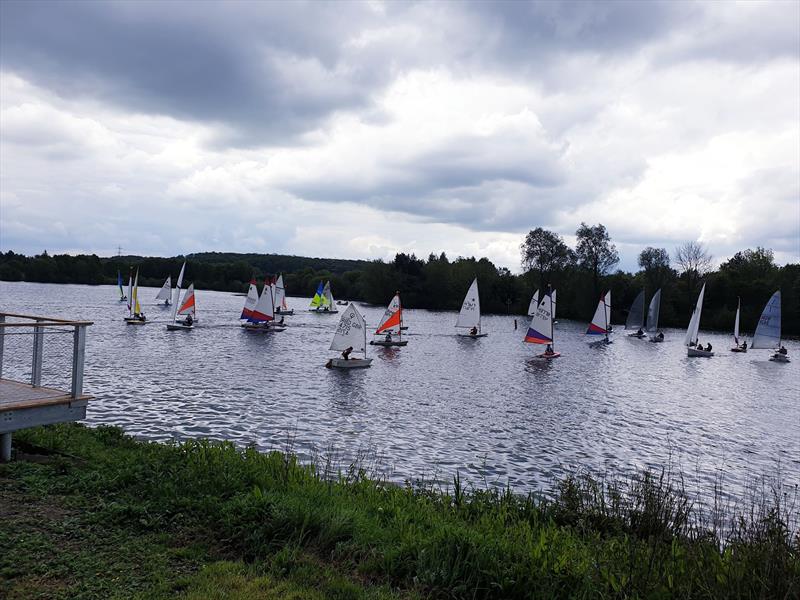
[1,228,798,336]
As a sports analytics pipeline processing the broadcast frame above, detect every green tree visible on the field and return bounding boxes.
[520,227,575,293]
[575,223,619,298]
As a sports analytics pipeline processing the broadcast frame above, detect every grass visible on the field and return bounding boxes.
[1,423,798,599]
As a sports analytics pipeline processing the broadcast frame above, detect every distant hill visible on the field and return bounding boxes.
[186,252,370,275]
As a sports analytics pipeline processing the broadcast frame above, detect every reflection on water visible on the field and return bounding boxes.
[1,281,798,503]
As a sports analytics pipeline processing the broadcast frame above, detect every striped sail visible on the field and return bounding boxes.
[376,294,402,334]
[525,291,553,344]
[586,292,610,335]
[241,279,259,319]
[250,279,275,322]
[751,291,781,349]
[177,284,195,316]
[310,281,324,308]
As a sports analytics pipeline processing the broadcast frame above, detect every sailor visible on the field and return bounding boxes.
[636,328,644,336]
[741,340,748,350]
[778,345,788,355]
[705,342,712,352]
[469,326,478,336]
[385,332,393,342]
[341,346,353,360]
[185,313,193,326]
[545,344,554,355]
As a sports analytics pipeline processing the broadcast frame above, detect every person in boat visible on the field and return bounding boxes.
[279,316,285,325]
[469,326,478,336]
[545,344,554,355]
[341,346,353,360]
[740,340,747,350]
[705,342,712,352]
[184,314,193,326]
[385,332,393,342]
[654,331,664,341]
[636,328,644,336]
[136,313,146,322]
[778,345,788,355]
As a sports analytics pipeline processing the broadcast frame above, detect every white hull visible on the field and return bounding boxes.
[327,358,372,369]
[370,340,408,347]
[124,317,147,325]
[457,333,488,338]
[166,323,194,331]
[241,322,285,332]
[688,347,714,357]
[770,353,790,363]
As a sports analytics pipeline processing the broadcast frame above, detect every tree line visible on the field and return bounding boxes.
[1,225,798,335]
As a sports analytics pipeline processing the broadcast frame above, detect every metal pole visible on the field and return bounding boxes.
[71,325,86,398]
[0,433,11,462]
[0,314,5,379]
[31,323,44,387]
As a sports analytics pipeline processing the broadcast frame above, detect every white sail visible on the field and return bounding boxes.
[733,297,741,344]
[376,294,402,334]
[275,274,288,310]
[751,291,781,349]
[524,291,553,344]
[646,289,661,332]
[552,288,557,320]
[330,303,367,354]
[604,290,611,328]
[684,283,706,346]
[322,281,333,307]
[527,289,539,317]
[251,280,275,322]
[586,294,609,335]
[177,283,195,316]
[625,290,645,330]
[241,279,259,319]
[155,276,172,301]
[455,278,481,329]
[170,262,187,324]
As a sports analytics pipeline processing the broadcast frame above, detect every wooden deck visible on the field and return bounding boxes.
[0,379,91,412]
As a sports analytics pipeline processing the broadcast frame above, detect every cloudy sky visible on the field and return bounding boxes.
[1,0,798,271]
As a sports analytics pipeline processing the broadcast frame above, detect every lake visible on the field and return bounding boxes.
[2,281,798,502]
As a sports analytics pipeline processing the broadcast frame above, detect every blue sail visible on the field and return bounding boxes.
[751,291,781,349]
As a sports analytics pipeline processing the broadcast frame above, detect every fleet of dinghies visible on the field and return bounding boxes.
[115,269,790,364]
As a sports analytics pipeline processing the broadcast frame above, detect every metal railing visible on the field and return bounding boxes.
[0,312,93,398]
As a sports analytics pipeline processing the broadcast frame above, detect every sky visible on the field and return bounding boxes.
[1,0,798,272]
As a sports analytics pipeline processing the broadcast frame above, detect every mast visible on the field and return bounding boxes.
[398,291,402,342]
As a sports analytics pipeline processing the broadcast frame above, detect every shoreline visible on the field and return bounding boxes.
[2,423,797,599]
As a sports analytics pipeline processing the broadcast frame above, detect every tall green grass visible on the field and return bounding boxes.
[5,424,799,598]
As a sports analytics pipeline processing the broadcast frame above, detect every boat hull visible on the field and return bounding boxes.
[457,333,488,338]
[627,332,647,338]
[327,358,372,369]
[124,318,146,325]
[370,340,408,347]
[688,347,714,357]
[241,323,285,332]
[166,323,194,331]
[536,351,561,359]
[730,347,747,353]
[649,337,664,343]
[309,308,338,314]
[769,353,790,363]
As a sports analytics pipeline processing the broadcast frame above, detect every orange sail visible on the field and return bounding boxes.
[375,293,402,334]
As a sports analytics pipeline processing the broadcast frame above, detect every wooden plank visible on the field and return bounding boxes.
[0,312,93,325]
[0,379,92,411]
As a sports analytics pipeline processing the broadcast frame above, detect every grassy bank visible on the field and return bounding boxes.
[1,424,798,599]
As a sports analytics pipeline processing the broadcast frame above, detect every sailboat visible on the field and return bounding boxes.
[685,283,712,357]
[524,287,558,358]
[242,278,283,331]
[370,292,408,346]
[117,270,127,302]
[527,289,539,317]
[165,262,187,330]
[274,274,294,315]
[586,291,612,344]
[155,276,172,306]
[124,268,146,325]
[751,291,788,362]
[326,303,372,369]
[167,284,196,330]
[455,278,487,338]
[625,290,646,337]
[646,289,664,342]
[309,280,338,313]
[730,297,747,352]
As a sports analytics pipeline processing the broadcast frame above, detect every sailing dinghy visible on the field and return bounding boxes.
[274,274,294,315]
[730,297,747,352]
[117,270,127,302]
[685,283,712,357]
[524,288,558,358]
[646,289,664,342]
[455,278,487,337]
[625,290,646,337]
[309,281,338,313]
[326,303,372,369]
[165,262,188,330]
[155,276,172,306]
[586,291,612,344]
[370,292,408,346]
[167,284,196,330]
[124,269,146,324]
[751,291,788,362]
[242,279,284,331]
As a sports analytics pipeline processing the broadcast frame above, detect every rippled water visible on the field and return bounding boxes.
[2,281,798,500]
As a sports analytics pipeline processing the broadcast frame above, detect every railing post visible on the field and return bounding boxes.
[31,322,44,387]
[71,325,86,398]
[0,314,5,379]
